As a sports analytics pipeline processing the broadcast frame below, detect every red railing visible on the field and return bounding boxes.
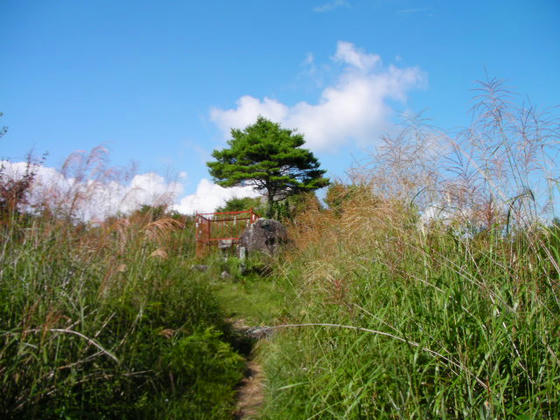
[195,209,259,257]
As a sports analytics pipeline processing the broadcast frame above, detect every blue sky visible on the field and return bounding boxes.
[1,0,559,214]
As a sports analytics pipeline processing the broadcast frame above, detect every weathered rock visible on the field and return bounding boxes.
[220,270,232,280]
[191,264,209,272]
[239,218,288,256]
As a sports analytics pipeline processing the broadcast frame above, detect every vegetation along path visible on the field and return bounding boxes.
[213,257,288,420]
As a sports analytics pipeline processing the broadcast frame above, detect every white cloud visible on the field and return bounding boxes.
[313,0,350,13]
[333,41,380,71]
[211,96,289,137]
[173,178,261,215]
[1,161,177,220]
[210,41,426,152]
[1,161,261,219]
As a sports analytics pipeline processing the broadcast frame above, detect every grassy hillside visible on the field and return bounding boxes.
[254,82,560,419]
[258,194,560,419]
[0,209,245,419]
[2,81,559,418]
[4,190,558,419]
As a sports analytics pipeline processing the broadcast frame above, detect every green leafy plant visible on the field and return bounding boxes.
[207,117,329,218]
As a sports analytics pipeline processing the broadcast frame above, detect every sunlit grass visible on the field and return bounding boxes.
[258,80,560,419]
[0,209,244,418]
[259,203,560,418]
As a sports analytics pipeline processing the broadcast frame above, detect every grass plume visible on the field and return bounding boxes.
[259,79,560,419]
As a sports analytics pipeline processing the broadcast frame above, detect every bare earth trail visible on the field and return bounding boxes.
[231,319,271,420]
[234,358,265,419]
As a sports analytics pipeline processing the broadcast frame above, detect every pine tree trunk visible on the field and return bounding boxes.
[266,190,274,219]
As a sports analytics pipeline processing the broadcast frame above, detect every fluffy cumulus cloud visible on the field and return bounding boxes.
[1,161,260,220]
[172,178,260,215]
[210,41,426,152]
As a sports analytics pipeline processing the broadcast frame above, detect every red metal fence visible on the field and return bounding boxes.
[195,209,259,257]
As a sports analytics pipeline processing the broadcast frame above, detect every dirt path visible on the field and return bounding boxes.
[234,358,265,419]
[232,319,269,419]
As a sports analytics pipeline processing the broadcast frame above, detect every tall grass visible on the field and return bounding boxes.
[260,80,560,418]
[0,159,244,418]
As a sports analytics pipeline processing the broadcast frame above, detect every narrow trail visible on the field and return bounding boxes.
[231,319,270,419]
[234,358,265,419]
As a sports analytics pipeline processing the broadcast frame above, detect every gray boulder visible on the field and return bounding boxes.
[239,218,288,256]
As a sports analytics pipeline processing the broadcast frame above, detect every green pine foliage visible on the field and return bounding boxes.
[207,117,329,218]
